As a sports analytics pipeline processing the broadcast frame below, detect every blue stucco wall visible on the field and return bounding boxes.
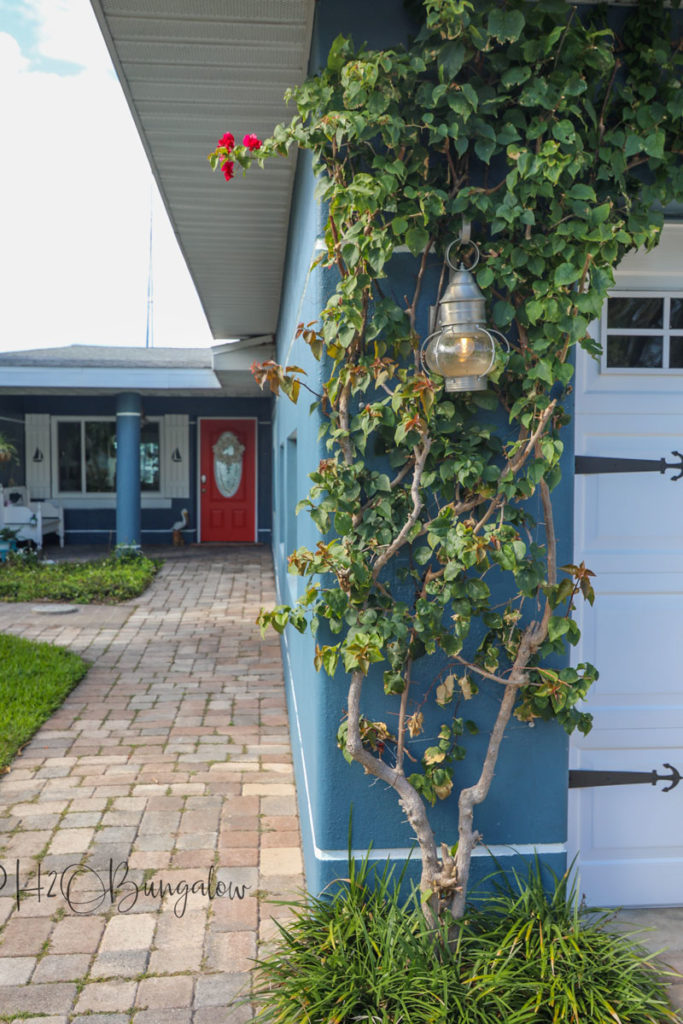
[0,394,272,548]
[272,0,573,896]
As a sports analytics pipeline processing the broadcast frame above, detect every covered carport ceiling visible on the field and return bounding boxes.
[90,0,315,341]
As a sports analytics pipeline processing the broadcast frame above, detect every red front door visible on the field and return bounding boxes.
[200,419,256,542]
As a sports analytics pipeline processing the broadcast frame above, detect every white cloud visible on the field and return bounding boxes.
[22,0,111,70]
[0,31,29,78]
[0,1,213,352]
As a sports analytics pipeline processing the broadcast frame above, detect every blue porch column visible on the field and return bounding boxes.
[116,393,141,547]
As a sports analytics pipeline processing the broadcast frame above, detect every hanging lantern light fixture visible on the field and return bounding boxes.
[421,234,508,393]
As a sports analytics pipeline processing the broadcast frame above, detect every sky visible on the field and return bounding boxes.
[0,0,214,353]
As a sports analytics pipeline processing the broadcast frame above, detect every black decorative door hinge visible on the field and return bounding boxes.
[569,763,681,793]
[575,452,683,481]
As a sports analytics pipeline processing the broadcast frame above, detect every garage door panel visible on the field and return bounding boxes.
[583,478,682,554]
[571,740,683,904]
[575,722,683,744]
[570,224,683,907]
[590,790,683,856]
[575,448,683,563]
[577,589,683,704]
[577,863,683,909]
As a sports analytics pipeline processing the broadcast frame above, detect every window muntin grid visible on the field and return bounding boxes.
[601,293,683,372]
[55,418,161,495]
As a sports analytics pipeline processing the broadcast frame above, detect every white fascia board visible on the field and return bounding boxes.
[212,344,276,373]
[211,336,274,356]
[0,367,222,392]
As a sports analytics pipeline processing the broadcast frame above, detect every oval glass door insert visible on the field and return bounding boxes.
[213,431,245,498]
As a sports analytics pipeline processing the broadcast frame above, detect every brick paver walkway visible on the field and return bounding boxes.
[0,547,304,1023]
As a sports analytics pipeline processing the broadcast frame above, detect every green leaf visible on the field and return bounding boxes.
[591,202,611,224]
[383,670,405,695]
[474,136,497,164]
[501,65,531,88]
[497,124,520,145]
[476,264,495,289]
[405,225,429,255]
[414,546,432,566]
[465,578,489,603]
[567,183,596,202]
[438,40,465,78]
[321,645,340,676]
[335,511,352,535]
[548,616,571,642]
[525,299,544,323]
[554,262,581,287]
[493,300,515,327]
[468,23,489,51]
[552,119,576,144]
[643,131,665,159]
[487,8,525,43]
[530,359,554,385]
[310,507,330,533]
[327,34,350,73]
[624,133,642,157]
[460,82,479,110]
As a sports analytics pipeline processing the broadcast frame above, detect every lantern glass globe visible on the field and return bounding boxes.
[425,326,494,384]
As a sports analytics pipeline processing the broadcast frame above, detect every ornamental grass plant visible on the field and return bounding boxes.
[251,856,681,1024]
[252,856,499,1024]
[466,860,681,1024]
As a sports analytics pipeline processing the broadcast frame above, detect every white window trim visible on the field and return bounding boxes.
[600,290,683,375]
[51,415,164,499]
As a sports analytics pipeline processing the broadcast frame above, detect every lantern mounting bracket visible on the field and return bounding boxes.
[446,238,480,272]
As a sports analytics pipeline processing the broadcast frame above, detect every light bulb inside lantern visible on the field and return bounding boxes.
[455,335,475,360]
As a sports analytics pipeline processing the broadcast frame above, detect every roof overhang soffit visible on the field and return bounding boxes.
[89,0,316,341]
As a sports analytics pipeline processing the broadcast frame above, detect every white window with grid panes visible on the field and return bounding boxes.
[51,417,161,497]
[601,292,683,372]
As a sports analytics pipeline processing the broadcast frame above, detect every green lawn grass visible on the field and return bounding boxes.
[0,634,89,768]
[0,553,159,603]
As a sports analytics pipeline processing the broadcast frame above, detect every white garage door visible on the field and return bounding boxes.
[569,224,683,907]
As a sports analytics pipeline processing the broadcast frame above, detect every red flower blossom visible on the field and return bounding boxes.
[221,160,235,182]
[243,133,262,152]
[218,132,234,152]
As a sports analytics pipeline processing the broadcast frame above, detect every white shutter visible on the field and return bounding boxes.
[25,414,51,498]
[163,414,189,498]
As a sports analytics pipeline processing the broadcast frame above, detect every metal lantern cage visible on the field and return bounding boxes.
[421,238,509,392]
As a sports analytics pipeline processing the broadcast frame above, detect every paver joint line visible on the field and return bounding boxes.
[0,547,305,1023]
